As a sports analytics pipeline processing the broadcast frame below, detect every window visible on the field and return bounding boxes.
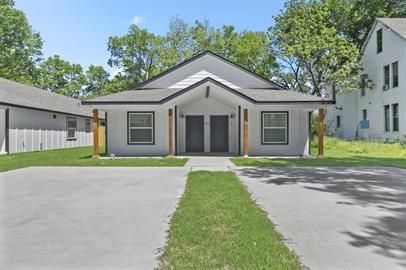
[85,119,91,133]
[262,112,288,144]
[383,65,390,89]
[128,112,154,144]
[362,109,367,121]
[360,75,367,96]
[384,105,390,132]
[392,104,399,132]
[66,117,77,140]
[377,28,382,53]
[336,116,341,128]
[392,62,399,88]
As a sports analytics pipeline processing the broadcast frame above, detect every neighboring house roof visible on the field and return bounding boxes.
[132,50,285,90]
[0,77,101,118]
[378,18,406,39]
[361,18,406,53]
[83,77,333,105]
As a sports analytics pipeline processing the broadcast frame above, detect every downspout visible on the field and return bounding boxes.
[5,108,9,154]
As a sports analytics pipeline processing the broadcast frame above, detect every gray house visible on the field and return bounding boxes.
[0,78,103,154]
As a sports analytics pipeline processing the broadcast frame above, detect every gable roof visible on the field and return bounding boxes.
[379,18,406,39]
[83,77,333,105]
[0,77,98,118]
[132,50,285,90]
[361,18,406,53]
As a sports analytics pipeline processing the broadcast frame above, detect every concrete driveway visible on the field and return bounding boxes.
[1,167,188,270]
[237,166,406,270]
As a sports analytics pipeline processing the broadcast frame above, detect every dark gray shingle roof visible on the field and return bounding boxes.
[378,18,406,39]
[84,77,332,104]
[87,88,182,103]
[0,77,97,117]
[237,88,331,102]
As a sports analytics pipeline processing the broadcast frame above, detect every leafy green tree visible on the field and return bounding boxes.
[106,18,277,92]
[328,0,406,49]
[84,65,110,97]
[0,0,43,84]
[107,25,165,86]
[161,16,193,67]
[101,74,134,94]
[270,0,362,96]
[38,55,86,98]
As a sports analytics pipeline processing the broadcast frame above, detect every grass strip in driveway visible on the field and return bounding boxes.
[159,171,301,270]
[0,147,187,172]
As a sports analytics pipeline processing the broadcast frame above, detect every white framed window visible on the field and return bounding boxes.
[85,119,91,133]
[261,112,288,144]
[66,117,77,140]
[128,112,154,144]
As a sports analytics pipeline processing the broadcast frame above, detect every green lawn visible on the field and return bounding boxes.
[0,147,187,172]
[231,137,406,168]
[159,171,301,270]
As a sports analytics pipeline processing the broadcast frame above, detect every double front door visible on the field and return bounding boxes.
[185,115,229,153]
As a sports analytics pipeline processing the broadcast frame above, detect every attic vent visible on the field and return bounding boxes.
[206,86,210,98]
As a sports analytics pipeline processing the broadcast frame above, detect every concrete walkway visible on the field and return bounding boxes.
[1,167,188,270]
[237,166,406,270]
[185,156,236,171]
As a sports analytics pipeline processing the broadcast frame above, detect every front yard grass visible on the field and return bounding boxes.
[0,147,187,172]
[231,137,406,168]
[159,171,301,270]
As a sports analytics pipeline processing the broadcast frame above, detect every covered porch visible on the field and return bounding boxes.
[89,79,327,158]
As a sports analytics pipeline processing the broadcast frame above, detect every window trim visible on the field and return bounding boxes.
[377,28,383,54]
[336,115,341,128]
[392,103,399,132]
[384,105,390,132]
[127,111,155,145]
[392,61,399,88]
[85,118,91,133]
[362,109,367,121]
[383,64,390,90]
[261,111,289,145]
[360,74,367,96]
[66,117,77,141]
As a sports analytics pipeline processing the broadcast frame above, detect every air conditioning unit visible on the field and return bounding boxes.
[382,84,390,90]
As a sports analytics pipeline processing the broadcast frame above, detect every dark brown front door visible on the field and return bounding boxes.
[186,116,204,152]
[210,115,229,152]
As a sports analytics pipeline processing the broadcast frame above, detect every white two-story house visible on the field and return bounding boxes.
[329,18,405,140]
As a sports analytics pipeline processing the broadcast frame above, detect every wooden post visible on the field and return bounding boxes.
[93,109,99,158]
[243,108,248,157]
[318,108,325,157]
[168,108,174,156]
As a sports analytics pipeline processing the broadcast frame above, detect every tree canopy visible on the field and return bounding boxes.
[106,18,276,92]
[270,0,364,96]
[0,0,43,84]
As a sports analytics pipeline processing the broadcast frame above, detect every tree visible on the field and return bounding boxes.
[37,55,86,98]
[101,74,134,94]
[107,25,164,86]
[106,18,277,92]
[328,0,406,49]
[270,0,362,96]
[0,0,43,84]
[84,65,110,97]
